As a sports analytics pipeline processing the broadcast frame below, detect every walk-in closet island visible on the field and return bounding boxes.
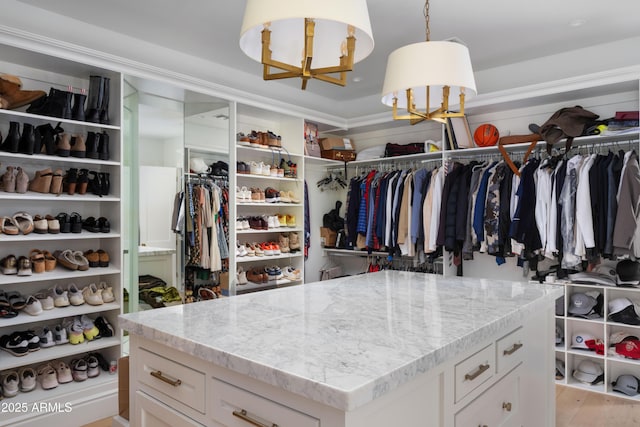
[120,271,562,427]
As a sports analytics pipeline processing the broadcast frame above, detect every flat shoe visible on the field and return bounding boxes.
[54,249,78,271]
[1,216,19,235]
[13,212,34,235]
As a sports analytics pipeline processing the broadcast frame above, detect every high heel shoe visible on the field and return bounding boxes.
[77,169,89,195]
[28,168,53,193]
[50,169,63,195]
[0,121,20,153]
[63,168,78,195]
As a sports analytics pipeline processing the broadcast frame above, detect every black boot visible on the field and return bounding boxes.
[1,121,20,153]
[36,123,54,155]
[64,168,78,195]
[85,131,99,159]
[19,123,37,155]
[99,77,110,125]
[71,92,86,121]
[98,131,109,160]
[27,87,72,119]
[77,168,89,195]
[99,172,110,196]
[85,76,104,123]
[88,171,102,196]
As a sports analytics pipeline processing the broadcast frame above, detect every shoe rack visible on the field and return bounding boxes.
[0,44,121,425]
[232,104,305,295]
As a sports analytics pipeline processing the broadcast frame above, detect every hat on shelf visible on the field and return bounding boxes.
[571,332,597,350]
[616,259,640,287]
[609,331,639,346]
[615,340,640,360]
[573,359,604,385]
[612,374,640,396]
[608,297,640,325]
[568,292,600,319]
[568,266,617,287]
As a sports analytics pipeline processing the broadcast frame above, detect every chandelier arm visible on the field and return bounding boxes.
[302,18,315,77]
[312,72,347,86]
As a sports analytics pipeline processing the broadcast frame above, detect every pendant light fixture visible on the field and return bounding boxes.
[381,0,476,124]
[239,0,374,90]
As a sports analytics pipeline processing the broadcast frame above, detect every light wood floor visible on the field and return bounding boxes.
[82,385,639,427]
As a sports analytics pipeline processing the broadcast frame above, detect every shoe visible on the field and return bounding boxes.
[15,167,29,193]
[56,212,71,233]
[253,242,264,257]
[36,327,55,348]
[54,361,73,384]
[0,121,20,153]
[85,355,101,378]
[199,287,217,300]
[236,186,246,202]
[266,266,283,281]
[84,249,99,267]
[94,315,114,337]
[236,242,248,257]
[237,132,251,146]
[286,214,297,227]
[236,161,249,174]
[261,242,274,256]
[18,367,37,392]
[98,132,110,160]
[89,352,110,372]
[249,161,262,175]
[21,330,40,352]
[53,324,68,345]
[267,215,278,229]
[19,122,38,155]
[63,168,78,195]
[99,77,111,125]
[278,214,287,227]
[289,232,301,252]
[1,218,19,236]
[50,285,70,307]
[85,131,99,159]
[279,233,290,253]
[287,191,301,204]
[237,267,248,285]
[2,371,19,397]
[244,243,255,257]
[271,242,281,256]
[50,169,63,195]
[246,268,264,284]
[33,291,54,310]
[82,216,101,233]
[63,317,85,344]
[97,282,115,303]
[264,187,279,203]
[0,74,46,109]
[29,249,46,273]
[71,92,86,121]
[42,250,57,271]
[79,314,100,340]
[261,163,271,176]
[46,214,61,233]
[0,332,29,356]
[36,122,63,155]
[97,249,110,267]
[56,133,71,157]
[77,169,89,194]
[36,364,59,390]
[23,295,43,315]
[82,283,104,305]
[84,75,104,123]
[279,191,291,203]
[0,254,18,274]
[28,168,53,193]
[17,256,32,276]
[55,249,78,271]
[13,211,34,235]
[27,87,72,119]
[68,283,85,306]
[33,215,48,234]
[2,166,15,192]
[283,266,302,281]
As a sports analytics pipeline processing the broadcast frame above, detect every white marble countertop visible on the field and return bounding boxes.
[119,271,562,411]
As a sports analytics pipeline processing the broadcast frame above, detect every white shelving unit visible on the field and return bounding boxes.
[0,43,121,426]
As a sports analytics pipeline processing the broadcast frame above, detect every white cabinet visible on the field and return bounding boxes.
[136,391,209,427]
[0,43,121,426]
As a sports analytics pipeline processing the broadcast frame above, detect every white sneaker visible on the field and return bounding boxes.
[236,243,248,257]
[37,327,56,348]
[98,282,115,303]
[23,295,43,316]
[37,364,59,390]
[71,358,88,382]
[54,361,72,384]
[267,215,277,229]
[261,162,271,176]
[18,367,37,392]
[237,267,248,285]
[242,218,250,229]
[82,283,104,306]
[1,371,19,397]
[85,355,101,378]
[249,161,262,175]
[53,324,69,345]
[284,266,301,281]
[33,291,54,310]
[50,285,69,307]
[67,283,85,306]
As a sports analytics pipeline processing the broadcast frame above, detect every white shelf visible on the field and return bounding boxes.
[237,201,302,207]
[237,144,303,157]
[0,231,120,242]
[0,150,120,166]
[0,336,120,372]
[0,193,120,202]
[237,173,301,182]
[236,252,303,263]
[2,302,120,328]
[237,227,302,234]
[304,155,345,166]
[0,108,120,130]
[0,266,120,285]
[324,248,392,257]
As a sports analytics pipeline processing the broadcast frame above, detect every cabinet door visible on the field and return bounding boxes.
[136,391,216,427]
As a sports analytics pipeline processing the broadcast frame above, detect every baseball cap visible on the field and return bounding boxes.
[608,298,640,325]
[615,340,640,360]
[612,374,640,396]
[568,293,597,315]
[571,332,596,350]
[568,269,616,287]
[616,260,640,286]
[609,331,639,346]
[572,360,604,385]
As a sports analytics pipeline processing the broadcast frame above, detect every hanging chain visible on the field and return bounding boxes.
[424,0,430,42]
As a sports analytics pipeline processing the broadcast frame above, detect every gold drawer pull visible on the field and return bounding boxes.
[150,370,182,387]
[465,363,490,381]
[503,342,523,356]
[503,401,512,412]
[233,409,278,427]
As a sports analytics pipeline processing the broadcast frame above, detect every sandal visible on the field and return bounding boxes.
[13,211,34,235]
[29,249,46,274]
[6,291,27,310]
[0,255,17,274]
[98,217,110,233]
[69,212,82,233]
[56,212,71,233]
[41,250,57,271]
[1,216,19,235]
[82,216,99,233]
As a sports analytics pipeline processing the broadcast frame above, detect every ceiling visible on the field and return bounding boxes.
[14,0,640,123]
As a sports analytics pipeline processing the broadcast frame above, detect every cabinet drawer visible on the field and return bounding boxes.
[455,367,521,427]
[210,378,319,427]
[454,344,495,402]
[137,347,206,413]
[136,391,211,427]
[496,327,524,375]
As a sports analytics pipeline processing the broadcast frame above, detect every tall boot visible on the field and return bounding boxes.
[57,89,73,119]
[99,77,110,125]
[1,121,20,153]
[84,76,104,123]
[19,123,36,155]
[71,92,86,121]
[98,131,109,160]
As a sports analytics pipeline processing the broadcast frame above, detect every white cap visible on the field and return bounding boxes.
[571,332,596,349]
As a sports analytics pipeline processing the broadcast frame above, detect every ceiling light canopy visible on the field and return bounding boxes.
[381,1,476,124]
[239,0,374,90]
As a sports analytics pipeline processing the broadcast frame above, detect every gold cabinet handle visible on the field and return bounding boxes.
[233,409,278,427]
[464,363,490,381]
[503,401,512,412]
[150,370,182,387]
[503,342,523,356]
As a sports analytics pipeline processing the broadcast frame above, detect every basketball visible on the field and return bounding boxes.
[473,124,500,147]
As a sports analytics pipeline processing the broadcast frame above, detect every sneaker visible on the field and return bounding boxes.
[33,291,54,310]
[79,314,100,340]
[18,367,37,392]
[286,214,296,227]
[54,361,72,384]
[63,317,85,344]
[85,355,101,378]
[22,330,40,352]
[265,187,280,203]
[1,371,19,397]
[279,191,291,203]
[253,243,264,257]
[289,232,301,252]
[89,352,110,372]
[82,283,104,306]
[95,316,115,338]
[50,285,70,307]
[261,242,274,256]
[67,283,85,306]
[237,267,248,285]
[244,243,255,257]
[279,233,290,253]
[97,282,115,303]
[37,327,55,348]
[278,214,287,227]
[267,215,278,229]
[37,364,59,390]
[53,324,69,345]
[249,161,262,175]
[266,266,283,281]
[271,242,281,256]
[23,295,43,316]
[287,191,301,204]
[262,163,271,176]
[236,242,248,257]
[0,333,29,356]
[70,359,88,382]
[284,266,302,281]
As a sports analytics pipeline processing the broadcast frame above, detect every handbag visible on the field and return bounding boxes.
[537,105,599,154]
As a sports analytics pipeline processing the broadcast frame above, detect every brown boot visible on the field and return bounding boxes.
[15,167,29,193]
[2,166,15,192]
[0,95,9,109]
[70,135,86,158]
[279,233,290,253]
[0,74,46,109]
[56,133,71,157]
[28,168,53,193]
[289,232,301,252]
